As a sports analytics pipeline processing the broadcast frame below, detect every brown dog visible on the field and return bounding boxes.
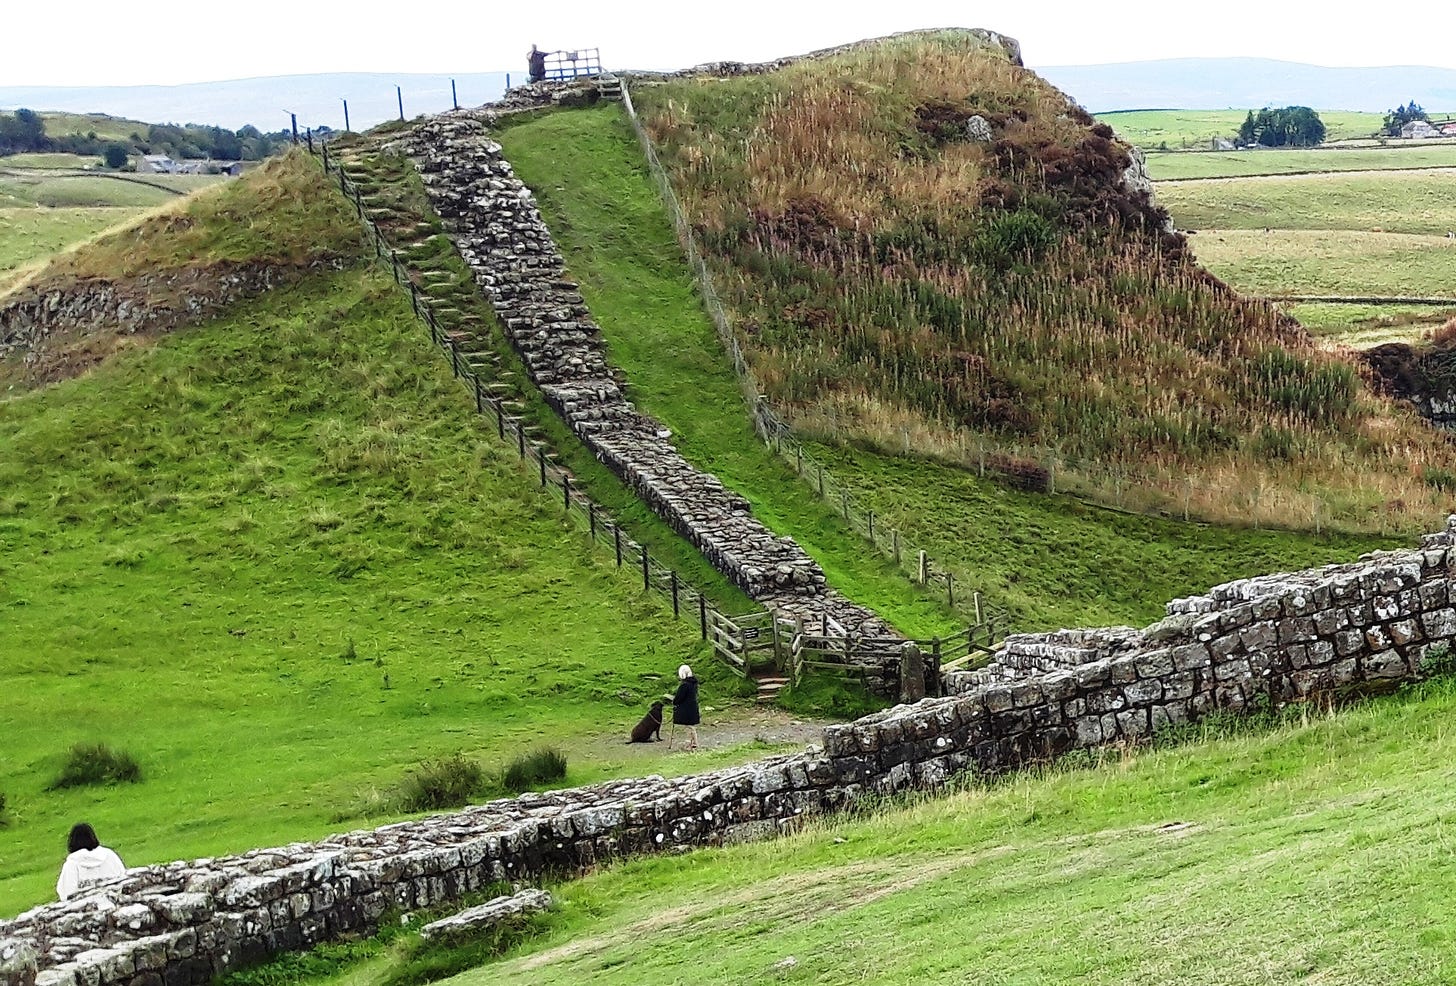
[629,701,664,743]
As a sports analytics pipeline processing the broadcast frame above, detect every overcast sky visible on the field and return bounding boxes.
[5,0,1454,87]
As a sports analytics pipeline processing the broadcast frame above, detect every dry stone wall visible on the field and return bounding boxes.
[5,523,1455,986]
[0,262,343,386]
[387,114,894,635]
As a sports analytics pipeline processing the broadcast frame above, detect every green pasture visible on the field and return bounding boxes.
[40,111,149,143]
[1147,143,1456,180]
[1099,108,1385,148]
[1187,229,1456,298]
[0,266,777,917]
[1286,302,1456,345]
[1157,169,1456,235]
[0,206,140,293]
[0,171,210,209]
[796,443,1396,631]
[1,153,102,170]
[494,106,963,639]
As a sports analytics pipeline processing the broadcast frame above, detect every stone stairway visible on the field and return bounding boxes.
[376,113,897,639]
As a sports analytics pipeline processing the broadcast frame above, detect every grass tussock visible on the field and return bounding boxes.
[500,748,568,793]
[48,743,142,790]
[397,753,487,813]
[634,31,1456,532]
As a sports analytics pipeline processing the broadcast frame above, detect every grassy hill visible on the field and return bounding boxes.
[487,104,1396,631]
[629,32,1456,533]
[0,155,790,916]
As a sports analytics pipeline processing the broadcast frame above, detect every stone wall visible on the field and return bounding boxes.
[0,262,341,387]
[5,523,1453,986]
[386,114,894,637]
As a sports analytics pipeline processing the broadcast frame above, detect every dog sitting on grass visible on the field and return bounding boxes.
[628,701,665,743]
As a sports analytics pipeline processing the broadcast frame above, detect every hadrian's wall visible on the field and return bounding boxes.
[5,522,1455,986]
[386,114,895,637]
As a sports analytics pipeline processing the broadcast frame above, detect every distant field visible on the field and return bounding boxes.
[1157,169,1456,235]
[1098,108,1386,148]
[1186,230,1456,297]
[0,171,219,208]
[1147,144,1456,180]
[40,111,148,143]
[1,152,101,170]
[0,206,140,293]
[1287,302,1455,346]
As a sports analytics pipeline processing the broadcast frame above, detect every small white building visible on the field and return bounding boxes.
[1401,120,1437,139]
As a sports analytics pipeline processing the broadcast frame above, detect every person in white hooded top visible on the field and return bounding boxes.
[57,822,126,900]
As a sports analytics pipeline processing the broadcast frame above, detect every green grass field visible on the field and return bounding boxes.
[494,107,963,639]
[798,443,1397,631]
[1286,302,1456,344]
[255,677,1456,986]
[1,153,102,170]
[0,265,783,916]
[1098,108,1385,148]
[1186,230,1456,297]
[1156,169,1456,235]
[38,111,150,144]
[1147,143,1456,180]
[0,171,219,209]
[0,206,140,293]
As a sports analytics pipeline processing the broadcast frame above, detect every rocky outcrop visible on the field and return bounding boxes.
[389,115,894,636]
[4,523,1454,986]
[0,261,344,387]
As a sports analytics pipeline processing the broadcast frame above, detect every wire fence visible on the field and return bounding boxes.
[617,80,1453,544]
[311,139,993,685]
[619,79,1012,630]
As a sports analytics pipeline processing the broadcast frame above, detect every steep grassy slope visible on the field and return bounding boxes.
[0,158,806,915]
[489,104,1396,631]
[632,31,1456,532]
[493,108,960,638]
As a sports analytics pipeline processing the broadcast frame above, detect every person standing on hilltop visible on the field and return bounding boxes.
[670,664,701,750]
[528,45,547,84]
[57,822,126,900]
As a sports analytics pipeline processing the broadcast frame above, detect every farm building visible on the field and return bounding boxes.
[1400,120,1437,139]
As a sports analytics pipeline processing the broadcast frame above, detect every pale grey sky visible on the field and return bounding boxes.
[6,0,1454,87]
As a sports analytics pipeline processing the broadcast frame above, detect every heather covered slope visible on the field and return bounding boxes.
[633,31,1455,531]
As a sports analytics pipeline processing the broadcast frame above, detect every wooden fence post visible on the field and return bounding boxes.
[562,475,571,511]
[699,593,708,640]
[517,421,526,458]
[614,525,623,567]
[918,550,928,585]
[588,501,597,540]
[670,570,679,618]
[973,591,982,625]
[449,340,460,378]
[946,572,954,609]
[493,400,505,439]
[537,446,547,487]
[641,546,650,591]
[892,529,901,565]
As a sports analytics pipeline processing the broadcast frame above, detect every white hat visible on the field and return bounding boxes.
[678,664,693,680]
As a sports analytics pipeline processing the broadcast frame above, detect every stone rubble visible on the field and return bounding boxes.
[417,888,551,941]
[4,521,1453,986]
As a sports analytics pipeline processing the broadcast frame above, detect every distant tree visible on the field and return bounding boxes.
[1242,106,1325,148]
[0,107,50,155]
[102,143,129,169]
[1238,110,1257,144]
[1383,100,1428,136]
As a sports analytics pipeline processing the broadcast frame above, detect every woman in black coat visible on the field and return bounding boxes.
[671,664,700,750]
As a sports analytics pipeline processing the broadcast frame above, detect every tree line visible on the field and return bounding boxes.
[0,108,290,165]
[1237,106,1326,147]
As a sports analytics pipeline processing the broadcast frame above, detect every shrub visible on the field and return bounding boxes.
[1420,643,1456,679]
[48,743,142,790]
[397,753,484,812]
[499,748,567,793]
